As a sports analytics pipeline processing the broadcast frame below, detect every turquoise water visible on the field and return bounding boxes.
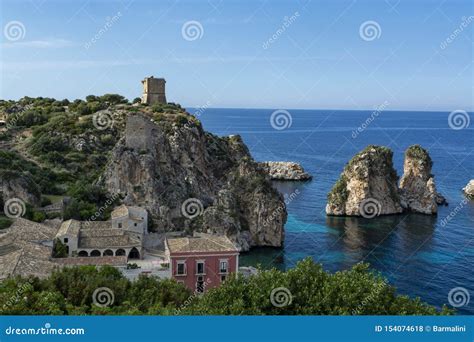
[190,108,474,314]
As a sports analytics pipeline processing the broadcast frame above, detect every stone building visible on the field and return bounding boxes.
[141,76,166,105]
[55,205,147,260]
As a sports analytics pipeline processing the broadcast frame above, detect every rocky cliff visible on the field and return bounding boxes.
[258,161,312,181]
[326,145,403,217]
[326,144,446,217]
[463,180,474,199]
[101,112,286,251]
[399,145,444,214]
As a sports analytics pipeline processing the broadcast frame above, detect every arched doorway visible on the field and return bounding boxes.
[90,250,101,257]
[128,247,140,259]
[103,249,113,256]
[78,250,88,257]
[116,249,126,256]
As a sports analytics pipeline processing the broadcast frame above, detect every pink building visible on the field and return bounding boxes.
[165,234,239,293]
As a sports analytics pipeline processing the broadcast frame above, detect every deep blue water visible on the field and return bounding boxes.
[189,108,474,314]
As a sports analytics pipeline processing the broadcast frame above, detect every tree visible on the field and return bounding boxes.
[52,239,68,258]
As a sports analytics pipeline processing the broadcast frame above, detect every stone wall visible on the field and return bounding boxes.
[125,114,156,151]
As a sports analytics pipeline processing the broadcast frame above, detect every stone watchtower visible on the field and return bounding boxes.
[141,76,167,105]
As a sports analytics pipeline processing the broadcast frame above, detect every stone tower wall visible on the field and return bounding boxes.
[142,77,167,104]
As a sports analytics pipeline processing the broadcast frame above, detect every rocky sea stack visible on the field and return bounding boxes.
[258,161,312,181]
[463,180,474,199]
[101,112,287,251]
[326,145,402,217]
[399,145,445,214]
[326,144,446,217]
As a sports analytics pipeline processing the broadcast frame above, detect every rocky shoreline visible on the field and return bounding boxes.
[258,161,312,181]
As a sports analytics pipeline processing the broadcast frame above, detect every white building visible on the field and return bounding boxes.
[55,205,148,260]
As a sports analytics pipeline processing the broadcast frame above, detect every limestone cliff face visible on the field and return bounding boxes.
[1,176,41,207]
[101,113,286,251]
[326,145,403,217]
[399,145,441,214]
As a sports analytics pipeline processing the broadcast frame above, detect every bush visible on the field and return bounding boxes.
[0,216,13,230]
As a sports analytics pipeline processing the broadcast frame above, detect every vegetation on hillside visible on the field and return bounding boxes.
[0,96,186,221]
[0,259,452,315]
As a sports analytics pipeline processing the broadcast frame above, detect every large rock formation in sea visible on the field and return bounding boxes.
[326,145,403,217]
[399,145,444,214]
[326,144,446,217]
[258,161,312,181]
[463,180,474,199]
[101,112,286,251]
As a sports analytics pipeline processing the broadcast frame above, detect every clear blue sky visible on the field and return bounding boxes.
[1,0,472,111]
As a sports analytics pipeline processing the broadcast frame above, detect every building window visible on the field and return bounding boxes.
[219,260,228,274]
[118,223,122,228]
[64,238,68,243]
[196,261,205,275]
[196,276,204,293]
[221,275,226,282]
[176,261,186,276]
[134,223,137,227]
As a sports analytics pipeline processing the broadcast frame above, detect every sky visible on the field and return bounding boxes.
[0,0,472,111]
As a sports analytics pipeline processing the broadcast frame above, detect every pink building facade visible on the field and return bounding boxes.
[165,235,239,293]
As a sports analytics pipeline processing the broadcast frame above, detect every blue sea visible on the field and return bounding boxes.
[189,108,474,314]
